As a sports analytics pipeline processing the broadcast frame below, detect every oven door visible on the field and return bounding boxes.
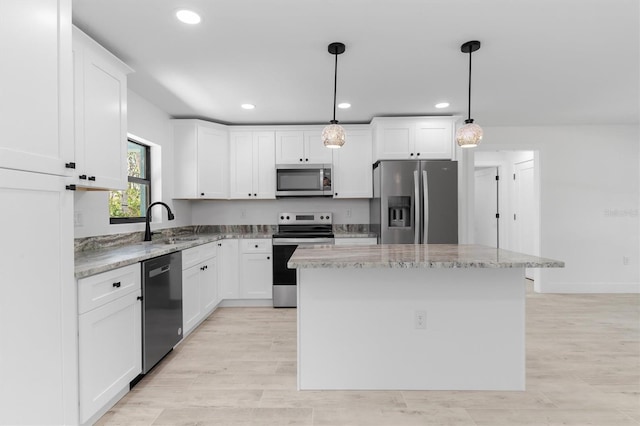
[272,238,334,308]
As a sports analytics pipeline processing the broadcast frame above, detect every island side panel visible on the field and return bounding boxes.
[297,267,525,391]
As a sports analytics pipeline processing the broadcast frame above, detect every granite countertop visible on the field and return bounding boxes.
[75,233,271,279]
[288,244,564,269]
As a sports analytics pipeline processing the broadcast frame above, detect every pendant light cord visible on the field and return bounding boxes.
[467,49,472,122]
[332,52,338,123]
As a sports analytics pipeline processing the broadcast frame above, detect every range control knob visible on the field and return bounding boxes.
[280,215,284,220]
[320,216,324,220]
[286,216,290,220]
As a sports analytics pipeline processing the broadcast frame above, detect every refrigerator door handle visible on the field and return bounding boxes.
[414,170,420,244]
[423,170,429,243]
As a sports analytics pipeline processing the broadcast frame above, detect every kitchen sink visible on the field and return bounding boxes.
[163,236,199,244]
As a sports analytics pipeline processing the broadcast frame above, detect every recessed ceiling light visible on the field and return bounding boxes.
[435,102,450,109]
[176,10,201,24]
[241,104,255,110]
[337,103,351,109]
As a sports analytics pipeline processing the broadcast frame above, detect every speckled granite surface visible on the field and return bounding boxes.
[288,244,564,269]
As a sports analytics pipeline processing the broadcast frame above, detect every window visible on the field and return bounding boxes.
[109,140,151,224]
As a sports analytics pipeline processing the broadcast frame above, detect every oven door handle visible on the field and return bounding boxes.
[272,238,335,245]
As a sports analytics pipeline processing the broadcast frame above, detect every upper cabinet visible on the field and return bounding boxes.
[229,131,276,199]
[174,120,229,199]
[275,129,333,164]
[332,127,373,198]
[371,117,457,161]
[0,0,74,176]
[72,26,133,190]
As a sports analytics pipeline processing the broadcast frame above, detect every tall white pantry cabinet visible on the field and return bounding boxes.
[0,0,77,425]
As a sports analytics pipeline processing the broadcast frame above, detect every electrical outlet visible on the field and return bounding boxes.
[346,209,352,218]
[74,212,83,227]
[414,310,426,329]
[623,256,630,266]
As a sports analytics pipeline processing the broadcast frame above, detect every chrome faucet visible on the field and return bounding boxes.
[144,201,175,241]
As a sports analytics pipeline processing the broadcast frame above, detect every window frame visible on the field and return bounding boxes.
[109,139,152,224]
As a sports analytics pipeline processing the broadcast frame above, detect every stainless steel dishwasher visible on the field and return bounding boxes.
[141,251,183,374]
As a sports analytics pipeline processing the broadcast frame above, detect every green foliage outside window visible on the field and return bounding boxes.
[109,141,150,223]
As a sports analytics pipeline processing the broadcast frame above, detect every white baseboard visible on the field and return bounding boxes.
[218,299,274,307]
[539,281,640,294]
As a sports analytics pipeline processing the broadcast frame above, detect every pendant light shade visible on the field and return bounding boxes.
[456,40,483,148]
[323,42,346,149]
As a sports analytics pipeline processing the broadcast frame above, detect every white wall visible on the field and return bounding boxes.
[473,125,639,293]
[74,90,191,238]
[191,198,369,225]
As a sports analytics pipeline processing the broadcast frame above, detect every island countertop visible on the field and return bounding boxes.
[288,244,564,269]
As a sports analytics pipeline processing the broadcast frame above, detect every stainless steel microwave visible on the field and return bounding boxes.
[275,164,332,197]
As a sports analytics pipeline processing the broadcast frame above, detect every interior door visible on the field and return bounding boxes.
[474,167,499,247]
[514,159,536,279]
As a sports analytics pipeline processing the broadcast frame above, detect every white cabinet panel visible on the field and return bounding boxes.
[78,263,140,314]
[332,128,373,198]
[240,253,273,299]
[230,131,275,199]
[218,239,240,300]
[0,168,75,425]
[0,0,73,176]
[372,117,456,161]
[72,27,132,190]
[78,289,141,424]
[181,242,219,336]
[304,131,333,164]
[415,119,453,159]
[182,265,203,335]
[275,130,332,164]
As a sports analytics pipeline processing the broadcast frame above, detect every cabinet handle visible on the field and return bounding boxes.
[65,184,76,191]
[79,174,87,180]
[88,176,96,181]
[267,256,270,260]
[416,152,420,156]
[253,193,257,196]
[218,243,222,246]
[255,244,258,248]
[65,162,76,169]
[335,193,338,196]
[248,193,251,196]
[201,193,205,196]
[410,153,414,157]
[137,296,143,301]
[113,282,121,288]
[305,158,309,162]
[299,158,303,162]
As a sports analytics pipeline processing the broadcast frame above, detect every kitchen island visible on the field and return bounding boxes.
[289,244,563,391]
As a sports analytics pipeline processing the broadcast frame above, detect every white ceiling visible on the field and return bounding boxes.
[72,0,639,127]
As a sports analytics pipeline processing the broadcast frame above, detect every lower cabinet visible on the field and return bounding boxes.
[77,263,141,424]
[218,239,240,299]
[239,239,273,299]
[182,242,218,337]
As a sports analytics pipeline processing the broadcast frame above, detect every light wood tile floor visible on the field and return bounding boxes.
[97,283,640,426]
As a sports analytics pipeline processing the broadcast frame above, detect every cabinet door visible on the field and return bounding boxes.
[374,120,415,160]
[182,265,202,336]
[275,131,305,164]
[415,119,453,159]
[333,129,373,198]
[0,0,73,176]
[240,253,273,299]
[74,28,129,190]
[0,169,74,425]
[201,256,218,314]
[229,132,255,199]
[253,132,276,199]
[219,239,240,299]
[173,122,198,198]
[78,290,141,424]
[304,130,333,164]
[197,126,229,198]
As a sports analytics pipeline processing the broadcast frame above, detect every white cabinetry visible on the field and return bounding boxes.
[0,0,74,176]
[72,26,133,190]
[239,239,273,299]
[174,120,229,199]
[332,127,373,198]
[77,263,141,424]
[218,239,240,299]
[372,117,455,161]
[275,129,332,164]
[182,242,219,336]
[335,237,378,245]
[229,131,275,199]
[0,2,76,423]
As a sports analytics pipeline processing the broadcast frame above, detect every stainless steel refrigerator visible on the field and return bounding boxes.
[370,160,458,244]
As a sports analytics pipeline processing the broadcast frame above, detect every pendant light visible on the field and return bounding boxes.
[456,40,483,148]
[322,42,346,149]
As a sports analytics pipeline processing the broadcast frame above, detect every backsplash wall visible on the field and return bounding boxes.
[191,198,370,225]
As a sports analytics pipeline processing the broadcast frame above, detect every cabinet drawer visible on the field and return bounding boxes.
[240,239,272,253]
[182,242,218,270]
[78,263,141,314]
